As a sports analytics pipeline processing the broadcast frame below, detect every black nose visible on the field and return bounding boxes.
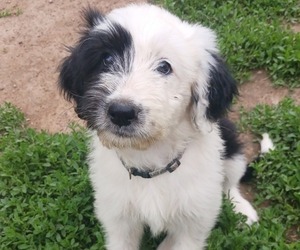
[108,102,137,127]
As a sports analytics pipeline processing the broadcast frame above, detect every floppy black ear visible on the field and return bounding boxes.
[190,53,238,132]
[58,7,104,104]
[58,50,81,103]
[206,53,238,121]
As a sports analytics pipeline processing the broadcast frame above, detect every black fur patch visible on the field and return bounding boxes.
[206,53,238,121]
[82,7,104,28]
[58,7,133,112]
[219,118,242,159]
[240,165,254,183]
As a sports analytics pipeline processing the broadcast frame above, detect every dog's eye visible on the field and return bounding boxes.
[156,61,172,75]
[102,53,114,67]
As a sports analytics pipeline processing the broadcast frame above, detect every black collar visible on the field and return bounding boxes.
[120,153,183,179]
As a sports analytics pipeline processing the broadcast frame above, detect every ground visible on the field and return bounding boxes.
[0,1,299,169]
[0,0,144,133]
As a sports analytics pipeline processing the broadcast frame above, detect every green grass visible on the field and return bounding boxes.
[0,103,105,250]
[240,98,300,235]
[1,99,299,249]
[158,0,300,87]
[0,8,22,18]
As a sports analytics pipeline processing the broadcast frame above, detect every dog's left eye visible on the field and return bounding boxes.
[156,61,172,75]
[102,53,114,67]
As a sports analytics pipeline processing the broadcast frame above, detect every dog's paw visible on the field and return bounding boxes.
[243,207,259,225]
[233,199,259,225]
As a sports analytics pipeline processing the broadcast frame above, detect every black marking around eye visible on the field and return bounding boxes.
[58,9,134,103]
[102,53,114,67]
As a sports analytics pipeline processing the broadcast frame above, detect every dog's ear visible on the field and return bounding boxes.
[191,52,238,131]
[206,53,238,120]
[58,47,82,104]
[58,8,105,116]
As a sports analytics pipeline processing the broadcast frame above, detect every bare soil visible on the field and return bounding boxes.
[0,0,145,133]
[1,1,299,199]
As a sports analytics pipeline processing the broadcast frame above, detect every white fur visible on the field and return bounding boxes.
[83,4,258,249]
[261,133,275,153]
[89,126,224,250]
[223,154,259,224]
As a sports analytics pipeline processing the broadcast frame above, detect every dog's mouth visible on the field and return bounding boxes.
[96,122,163,150]
[108,125,138,138]
[97,130,157,150]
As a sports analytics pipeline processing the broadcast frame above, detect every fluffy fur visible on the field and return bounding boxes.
[59,4,259,249]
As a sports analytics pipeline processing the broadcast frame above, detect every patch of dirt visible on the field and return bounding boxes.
[230,70,300,160]
[286,225,300,243]
[291,23,300,33]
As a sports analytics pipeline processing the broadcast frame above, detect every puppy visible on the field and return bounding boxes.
[59,4,258,249]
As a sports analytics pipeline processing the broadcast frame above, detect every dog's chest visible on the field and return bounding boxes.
[90,133,224,234]
[128,178,183,233]
[127,165,220,235]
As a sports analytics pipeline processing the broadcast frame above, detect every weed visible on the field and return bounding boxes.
[240,98,300,246]
[0,105,105,249]
[0,8,22,18]
[0,102,25,135]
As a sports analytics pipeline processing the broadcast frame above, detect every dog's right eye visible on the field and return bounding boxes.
[156,60,172,75]
[102,53,114,67]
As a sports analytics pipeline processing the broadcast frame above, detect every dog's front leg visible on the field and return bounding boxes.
[102,217,144,250]
[157,229,207,250]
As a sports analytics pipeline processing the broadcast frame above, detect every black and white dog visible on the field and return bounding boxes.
[59,4,259,249]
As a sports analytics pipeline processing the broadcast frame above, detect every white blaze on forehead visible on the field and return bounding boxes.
[107,4,217,49]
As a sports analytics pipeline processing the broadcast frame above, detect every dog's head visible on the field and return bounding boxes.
[59,4,237,150]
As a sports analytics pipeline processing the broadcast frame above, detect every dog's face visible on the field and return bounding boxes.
[59,4,237,150]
